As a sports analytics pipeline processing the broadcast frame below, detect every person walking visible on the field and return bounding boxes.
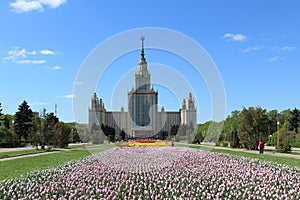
[258,139,265,154]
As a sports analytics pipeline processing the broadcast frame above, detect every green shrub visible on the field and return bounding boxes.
[292,134,300,148]
[221,141,229,147]
[276,141,292,153]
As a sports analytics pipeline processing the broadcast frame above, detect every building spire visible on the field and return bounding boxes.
[138,36,147,65]
[140,36,145,58]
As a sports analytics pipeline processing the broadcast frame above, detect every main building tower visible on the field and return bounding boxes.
[128,37,158,137]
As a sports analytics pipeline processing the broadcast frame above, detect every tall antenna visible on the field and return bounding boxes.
[55,104,57,116]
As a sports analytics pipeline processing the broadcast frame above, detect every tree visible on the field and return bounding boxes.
[229,131,239,148]
[267,110,279,136]
[77,125,90,143]
[91,129,105,144]
[101,124,115,141]
[192,131,204,144]
[289,108,300,133]
[29,116,42,150]
[238,107,269,150]
[0,102,2,116]
[14,100,33,142]
[160,130,168,140]
[186,121,196,144]
[170,125,180,136]
[276,131,295,153]
[53,122,69,148]
[221,110,241,147]
[44,112,59,148]
[120,129,126,141]
[0,126,12,147]
[0,103,3,126]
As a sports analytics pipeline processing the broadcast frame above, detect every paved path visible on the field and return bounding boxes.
[0,146,35,153]
[0,150,65,162]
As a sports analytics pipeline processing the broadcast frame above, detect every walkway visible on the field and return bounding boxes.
[0,150,65,162]
[0,144,87,162]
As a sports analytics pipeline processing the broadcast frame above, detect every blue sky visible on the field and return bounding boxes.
[0,0,299,123]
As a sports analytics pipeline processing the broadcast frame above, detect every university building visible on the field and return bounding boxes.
[88,37,197,138]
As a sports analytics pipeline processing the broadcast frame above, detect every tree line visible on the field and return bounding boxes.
[1,101,299,152]
[0,101,81,148]
[193,106,300,152]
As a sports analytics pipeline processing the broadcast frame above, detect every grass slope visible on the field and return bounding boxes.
[0,150,90,181]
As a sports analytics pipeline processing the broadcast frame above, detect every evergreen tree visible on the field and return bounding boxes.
[170,125,180,136]
[14,100,33,142]
[0,103,2,126]
[0,102,2,116]
[53,122,69,148]
[29,116,42,149]
[120,129,126,141]
[44,112,59,147]
[289,108,300,133]
[230,131,239,148]
[192,131,204,144]
[238,107,268,150]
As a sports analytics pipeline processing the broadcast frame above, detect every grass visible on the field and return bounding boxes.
[64,144,86,149]
[211,149,300,168]
[0,150,90,181]
[175,143,300,168]
[0,149,46,158]
[86,142,120,154]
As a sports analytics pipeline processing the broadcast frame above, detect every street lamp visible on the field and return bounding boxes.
[11,120,15,147]
[71,128,74,143]
[277,121,280,147]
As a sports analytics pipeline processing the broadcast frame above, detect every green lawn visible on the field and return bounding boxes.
[175,143,300,168]
[211,149,300,168]
[64,144,86,149]
[0,150,90,181]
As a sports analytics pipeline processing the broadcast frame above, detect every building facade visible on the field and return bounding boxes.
[88,37,197,138]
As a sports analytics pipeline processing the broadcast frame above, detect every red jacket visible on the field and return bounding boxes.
[259,141,264,149]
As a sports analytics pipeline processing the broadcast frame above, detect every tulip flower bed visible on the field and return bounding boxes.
[1,147,300,199]
[134,139,157,143]
[121,140,168,147]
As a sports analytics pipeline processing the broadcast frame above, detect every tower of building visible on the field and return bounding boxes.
[181,93,197,127]
[128,37,158,137]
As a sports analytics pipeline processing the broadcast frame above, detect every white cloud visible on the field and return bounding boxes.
[73,81,83,85]
[281,46,296,51]
[3,47,59,64]
[40,49,55,55]
[17,59,46,64]
[9,0,66,13]
[10,0,43,13]
[268,56,284,62]
[3,47,45,64]
[223,33,246,41]
[4,47,27,60]
[51,65,61,70]
[243,46,263,53]
[63,94,76,99]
